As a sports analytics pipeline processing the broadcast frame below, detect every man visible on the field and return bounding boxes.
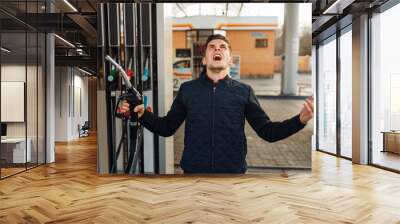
[119,34,314,174]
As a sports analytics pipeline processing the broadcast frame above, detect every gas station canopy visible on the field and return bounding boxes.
[172,3,284,18]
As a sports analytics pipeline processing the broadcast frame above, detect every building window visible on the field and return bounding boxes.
[175,48,191,58]
[255,39,268,48]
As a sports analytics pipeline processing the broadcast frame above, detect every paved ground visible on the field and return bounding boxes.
[173,76,313,174]
[240,74,312,96]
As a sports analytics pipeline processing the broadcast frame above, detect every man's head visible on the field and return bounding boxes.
[202,34,232,73]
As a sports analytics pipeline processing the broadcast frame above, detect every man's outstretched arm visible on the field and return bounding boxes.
[245,87,313,142]
[119,87,186,137]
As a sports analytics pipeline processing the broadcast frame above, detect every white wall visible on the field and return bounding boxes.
[72,73,89,138]
[54,67,89,141]
[55,66,69,141]
[1,65,26,82]
[1,65,31,138]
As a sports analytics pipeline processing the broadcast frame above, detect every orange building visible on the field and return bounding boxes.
[226,29,275,77]
[172,16,279,77]
[173,30,311,76]
[173,30,186,49]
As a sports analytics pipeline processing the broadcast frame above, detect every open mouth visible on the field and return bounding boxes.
[213,54,222,61]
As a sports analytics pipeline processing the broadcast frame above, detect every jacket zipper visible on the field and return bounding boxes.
[211,84,216,170]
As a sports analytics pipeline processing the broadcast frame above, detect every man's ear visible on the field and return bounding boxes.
[202,57,206,66]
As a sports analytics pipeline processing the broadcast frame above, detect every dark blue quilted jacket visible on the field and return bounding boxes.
[139,71,306,173]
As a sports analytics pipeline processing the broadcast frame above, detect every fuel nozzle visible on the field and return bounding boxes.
[105,55,142,121]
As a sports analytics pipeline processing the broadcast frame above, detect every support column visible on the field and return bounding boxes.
[352,14,369,164]
[156,3,174,174]
[97,89,108,173]
[96,3,109,174]
[282,4,300,95]
[46,33,55,163]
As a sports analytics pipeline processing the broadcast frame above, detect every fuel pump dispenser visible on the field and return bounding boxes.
[97,3,158,175]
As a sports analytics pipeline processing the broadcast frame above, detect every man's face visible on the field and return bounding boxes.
[202,39,232,71]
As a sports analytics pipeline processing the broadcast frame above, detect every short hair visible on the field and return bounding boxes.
[204,34,232,53]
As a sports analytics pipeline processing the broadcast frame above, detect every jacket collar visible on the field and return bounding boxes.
[199,69,232,87]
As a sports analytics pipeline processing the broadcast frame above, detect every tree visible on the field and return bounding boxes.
[299,26,312,56]
[274,25,311,56]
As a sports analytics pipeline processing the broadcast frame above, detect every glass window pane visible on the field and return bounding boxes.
[371,4,400,171]
[26,0,40,170]
[317,37,337,154]
[0,0,46,179]
[340,29,352,158]
[27,31,38,169]
[38,32,45,165]
[1,31,27,177]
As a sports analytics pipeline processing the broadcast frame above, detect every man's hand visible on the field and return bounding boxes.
[299,96,314,124]
[117,100,145,119]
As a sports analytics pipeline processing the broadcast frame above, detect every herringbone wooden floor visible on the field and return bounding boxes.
[1,135,400,223]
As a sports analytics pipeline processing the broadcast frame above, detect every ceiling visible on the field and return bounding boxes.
[0,0,97,72]
[0,0,396,69]
[310,0,390,43]
[1,1,390,37]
